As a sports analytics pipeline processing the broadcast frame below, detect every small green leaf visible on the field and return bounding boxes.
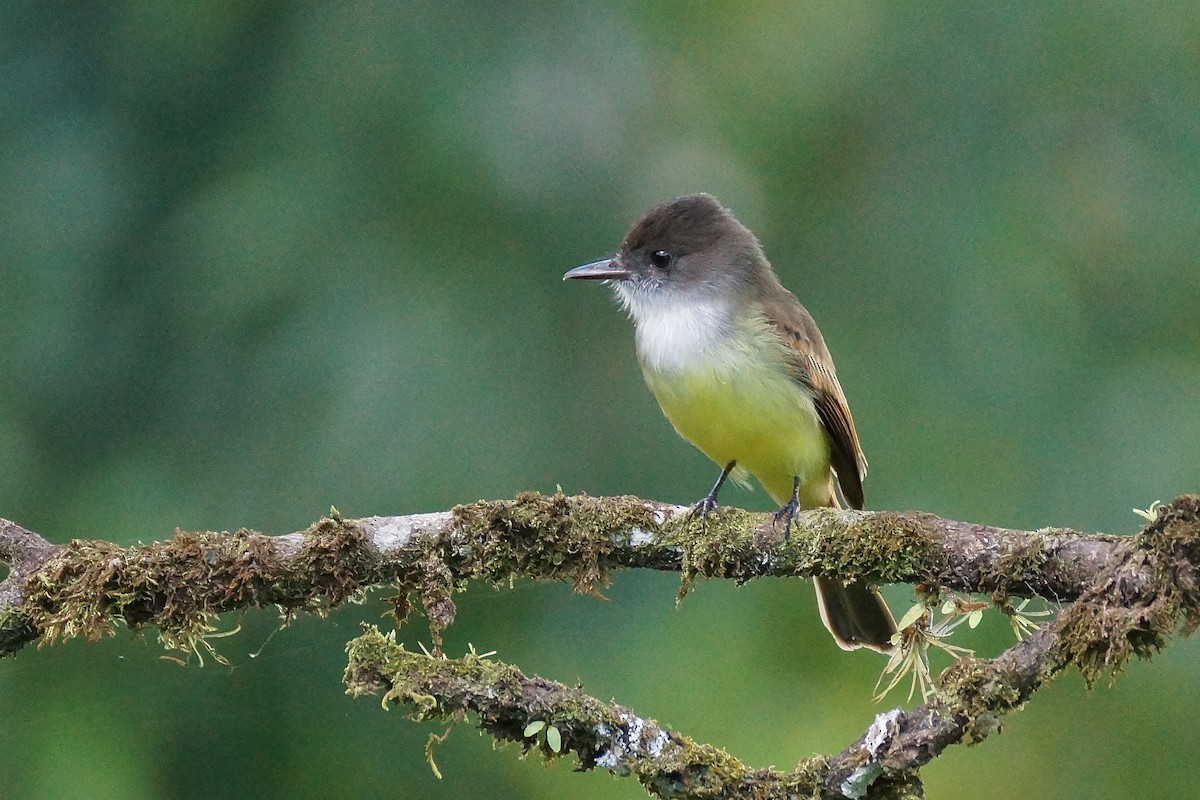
[546,725,562,753]
[968,608,984,628]
[896,603,926,631]
[523,720,545,738]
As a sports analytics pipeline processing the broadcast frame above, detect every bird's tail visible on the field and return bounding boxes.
[814,577,897,653]
[812,489,897,653]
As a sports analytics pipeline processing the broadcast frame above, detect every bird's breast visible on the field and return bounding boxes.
[637,318,831,506]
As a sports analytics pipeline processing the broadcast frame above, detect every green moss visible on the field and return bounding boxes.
[1054,602,1133,687]
[937,657,1022,744]
[23,539,132,644]
[0,605,37,656]
[660,505,758,600]
[987,537,1048,599]
[16,517,377,658]
[290,517,373,606]
[1053,495,1200,686]
[803,509,940,585]
[1136,494,1200,637]
[451,491,661,593]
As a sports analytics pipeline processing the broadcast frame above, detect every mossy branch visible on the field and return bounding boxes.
[343,625,920,800]
[0,492,1171,655]
[2,493,1199,798]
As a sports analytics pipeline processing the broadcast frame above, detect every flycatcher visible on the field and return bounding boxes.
[564,193,896,652]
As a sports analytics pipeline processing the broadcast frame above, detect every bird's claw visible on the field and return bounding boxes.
[772,498,799,541]
[688,494,720,530]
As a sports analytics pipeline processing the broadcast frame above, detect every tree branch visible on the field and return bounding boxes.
[343,625,922,799]
[2,493,1198,798]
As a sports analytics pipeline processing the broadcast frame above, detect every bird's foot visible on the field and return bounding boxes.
[772,498,799,540]
[772,476,802,541]
[687,462,736,532]
[687,493,720,530]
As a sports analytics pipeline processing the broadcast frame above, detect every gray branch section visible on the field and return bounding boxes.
[0,518,60,606]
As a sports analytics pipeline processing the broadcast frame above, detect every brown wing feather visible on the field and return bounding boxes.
[803,353,867,509]
[761,294,868,510]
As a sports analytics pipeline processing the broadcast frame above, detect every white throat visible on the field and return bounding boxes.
[615,284,733,374]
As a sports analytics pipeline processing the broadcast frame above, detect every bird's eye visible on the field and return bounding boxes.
[650,250,672,269]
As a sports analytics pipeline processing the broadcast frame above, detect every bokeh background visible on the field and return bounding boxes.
[2,3,1199,798]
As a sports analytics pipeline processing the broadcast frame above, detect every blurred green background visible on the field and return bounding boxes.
[2,2,1198,798]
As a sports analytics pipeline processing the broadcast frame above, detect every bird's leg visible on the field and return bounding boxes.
[690,461,735,526]
[772,476,802,540]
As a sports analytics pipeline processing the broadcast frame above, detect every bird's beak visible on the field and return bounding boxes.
[563,259,632,281]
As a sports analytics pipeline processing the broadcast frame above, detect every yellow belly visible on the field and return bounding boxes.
[643,359,833,508]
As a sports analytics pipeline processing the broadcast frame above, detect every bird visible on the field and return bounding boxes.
[564,193,896,652]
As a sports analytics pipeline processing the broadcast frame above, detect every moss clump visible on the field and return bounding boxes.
[659,505,761,600]
[17,517,377,658]
[391,492,668,648]
[414,553,457,651]
[985,536,1048,599]
[1054,495,1200,686]
[450,491,661,595]
[797,509,940,586]
[936,656,1027,744]
[1136,494,1200,637]
[23,539,131,644]
[290,517,373,607]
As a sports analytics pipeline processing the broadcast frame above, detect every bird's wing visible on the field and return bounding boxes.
[762,296,868,510]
